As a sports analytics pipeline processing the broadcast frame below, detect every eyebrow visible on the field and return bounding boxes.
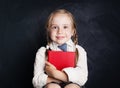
[51,24,70,25]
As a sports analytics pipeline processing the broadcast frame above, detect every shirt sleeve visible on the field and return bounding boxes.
[32,47,48,88]
[62,45,88,86]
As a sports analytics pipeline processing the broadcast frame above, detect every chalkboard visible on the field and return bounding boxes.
[0,0,120,88]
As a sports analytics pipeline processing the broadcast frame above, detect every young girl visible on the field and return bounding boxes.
[32,9,88,88]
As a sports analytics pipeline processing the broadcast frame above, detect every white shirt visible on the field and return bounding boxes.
[32,39,88,88]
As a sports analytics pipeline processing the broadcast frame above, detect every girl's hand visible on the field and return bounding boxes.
[45,61,68,82]
[45,61,57,77]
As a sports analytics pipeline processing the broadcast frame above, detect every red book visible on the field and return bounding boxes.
[48,50,76,70]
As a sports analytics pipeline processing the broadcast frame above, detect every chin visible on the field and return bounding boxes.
[55,39,67,44]
[57,42,66,45]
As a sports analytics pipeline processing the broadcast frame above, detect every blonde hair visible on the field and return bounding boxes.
[45,9,78,45]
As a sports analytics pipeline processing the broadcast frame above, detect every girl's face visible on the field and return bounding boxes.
[49,13,74,45]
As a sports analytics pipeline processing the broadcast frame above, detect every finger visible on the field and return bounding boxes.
[45,61,51,66]
[45,61,56,69]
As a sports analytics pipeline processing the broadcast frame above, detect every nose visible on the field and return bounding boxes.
[58,28,63,34]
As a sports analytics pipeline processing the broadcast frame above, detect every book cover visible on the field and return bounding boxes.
[48,50,76,70]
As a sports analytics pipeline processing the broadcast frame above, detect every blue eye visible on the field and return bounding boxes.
[64,26,68,29]
[54,26,57,29]
[51,26,58,30]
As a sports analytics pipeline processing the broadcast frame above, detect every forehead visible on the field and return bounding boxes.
[51,13,72,24]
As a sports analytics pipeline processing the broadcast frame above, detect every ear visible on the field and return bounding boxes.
[71,29,75,36]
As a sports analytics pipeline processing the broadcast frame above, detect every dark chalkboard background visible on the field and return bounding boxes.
[0,0,120,88]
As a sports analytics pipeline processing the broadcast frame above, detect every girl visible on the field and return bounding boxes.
[32,9,88,88]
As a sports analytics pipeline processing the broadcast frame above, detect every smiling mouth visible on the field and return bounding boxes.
[56,36,65,39]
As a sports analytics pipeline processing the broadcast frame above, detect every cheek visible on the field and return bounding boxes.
[66,31,73,38]
[50,31,56,38]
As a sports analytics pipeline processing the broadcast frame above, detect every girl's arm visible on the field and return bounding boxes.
[33,47,60,88]
[47,76,62,83]
[45,61,68,82]
[62,45,88,86]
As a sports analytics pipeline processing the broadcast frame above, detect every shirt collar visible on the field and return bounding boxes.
[48,39,74,50]
[66,39,74,47]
